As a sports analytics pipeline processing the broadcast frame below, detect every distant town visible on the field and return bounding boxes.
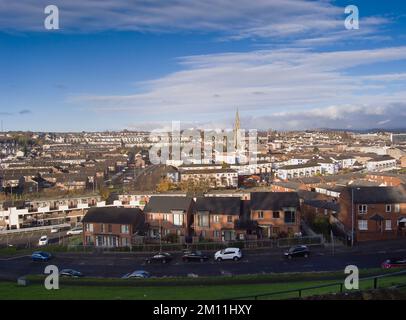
[1,112,406,247]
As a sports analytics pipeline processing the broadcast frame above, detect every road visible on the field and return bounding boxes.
[0,240,405,280]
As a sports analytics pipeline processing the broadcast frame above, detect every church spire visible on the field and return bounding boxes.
[233,108,241,150]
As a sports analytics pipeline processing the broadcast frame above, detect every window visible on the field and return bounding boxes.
[273,211,280,219]
[227,215,233,223]
[385,220,392,231]
[197,214,209,227]
[214,230,221,238]
[284,211,296,224]
[173,214,184,226]
[386,205,392,213]
[213,215,220,223]
[358,220,368,231]
[163,214,169,221]
[273,227,280,235]
[395,204,400,213]
[121,225,129,234]
[108,224,112,233]
[358,205,367,214]
[85,223,93,232]
[258,211,264,219]
[100,224,105,233]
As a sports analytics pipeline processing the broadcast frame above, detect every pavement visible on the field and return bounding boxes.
[0,239,405,280]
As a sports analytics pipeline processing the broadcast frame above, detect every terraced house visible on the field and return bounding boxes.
[82,207,146,247]
[143,196,195,242]
[193,197,244,241]
[249,192,301,238]
[339,186,406,242]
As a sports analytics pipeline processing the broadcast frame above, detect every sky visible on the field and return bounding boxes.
[1,0,406,132]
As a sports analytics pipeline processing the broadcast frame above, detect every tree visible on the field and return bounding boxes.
[156,178,172,193]
[99,186,111,201]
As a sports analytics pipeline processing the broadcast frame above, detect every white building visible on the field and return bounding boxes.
[180,169,238,188]
[276,163,322,180]
[366,156,397,172]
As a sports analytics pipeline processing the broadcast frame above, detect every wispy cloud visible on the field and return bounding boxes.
[73,46,406,127]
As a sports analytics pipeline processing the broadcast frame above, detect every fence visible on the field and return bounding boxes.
[226,269,406,300]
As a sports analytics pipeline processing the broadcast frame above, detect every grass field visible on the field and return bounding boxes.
[1,270,406,300]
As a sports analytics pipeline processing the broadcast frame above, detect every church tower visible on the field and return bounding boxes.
[233,108,241,151]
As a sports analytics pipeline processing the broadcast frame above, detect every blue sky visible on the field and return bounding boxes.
[1,0,406,131]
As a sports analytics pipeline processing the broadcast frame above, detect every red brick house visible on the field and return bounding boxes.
[250,192,301,238]
[338,186,406,242]
[143,196,195,242]
[82,207,146,247]
[194,197,244,241]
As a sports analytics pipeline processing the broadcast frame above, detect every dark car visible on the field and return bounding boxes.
[284,245,310,259]
[31,251,52,262]
[182,250,209,262]
[145,252,172,264]
[381,258,406,269]
[59,269,84,278]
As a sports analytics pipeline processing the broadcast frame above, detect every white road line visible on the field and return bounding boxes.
[0,255,30,261]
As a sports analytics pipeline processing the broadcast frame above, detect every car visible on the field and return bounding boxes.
[59,269,84,278]
[50,227,59,233]
[31,251,52,262]
[38,235,49,246]
[182,250,209,262]
[214,248,242,262]
[66,227,83,235]
[145,252,172,264]
[121,270,151,279]
[381,258,406,269]
[284,245,311,259]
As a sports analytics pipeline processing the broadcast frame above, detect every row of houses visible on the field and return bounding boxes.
[82,192,301,247]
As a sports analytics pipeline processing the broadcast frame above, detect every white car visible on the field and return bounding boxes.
[214,248,242,262]
[38,235,49,246]
[66,227,83,235]
[50,227,59,234]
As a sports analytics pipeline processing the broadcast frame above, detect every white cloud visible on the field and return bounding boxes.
[74,46,406,124]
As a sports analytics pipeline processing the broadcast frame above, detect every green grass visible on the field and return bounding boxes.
[2,271,406,300]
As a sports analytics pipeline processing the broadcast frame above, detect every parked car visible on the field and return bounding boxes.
[381,258,406,269]
[50,227,59,234]
[122,270,151,279]
[59,269,84,278]
[214,248,242,262]
[31,251,52,262]
[145,252,172,264]
[182,250,209,262]
[66,227,83,235]
[38,235,49,246]
[284,245,310,259]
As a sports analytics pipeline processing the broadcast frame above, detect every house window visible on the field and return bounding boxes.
[214,230,221,238]
[385,220,392,230]
[386,205,391,213]
[358,205,367,214]
[108,224,112,233]
[358,220,368,231]
[394,204,400,213]
[163,214,169,221]
[85,223,93,232]
[227,215,233,223]
[284,210,296,224]
[213,215,220,223]
[198,214,209,227]
[121,225,129,234]
[173,214,184,226]
[100,224,105,233]
[258,211,264,219]
[273,211,280,219]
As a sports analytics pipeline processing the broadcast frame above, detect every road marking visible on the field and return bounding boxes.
[0,255,30,261]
